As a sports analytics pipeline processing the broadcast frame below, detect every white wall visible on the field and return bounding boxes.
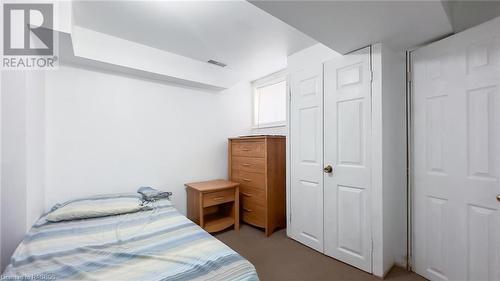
[381,45,407,270]
[25,73,46,228]
[371,43,407,276]
[44,65,253,215]
[2,72,27,272]
[1,71,46,272]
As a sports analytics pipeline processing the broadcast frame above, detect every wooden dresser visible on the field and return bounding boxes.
[228,136,285,236]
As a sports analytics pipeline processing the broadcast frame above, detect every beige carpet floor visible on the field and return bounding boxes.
[215,225,426,281]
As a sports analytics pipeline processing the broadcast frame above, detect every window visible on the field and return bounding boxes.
[253,72,287,128]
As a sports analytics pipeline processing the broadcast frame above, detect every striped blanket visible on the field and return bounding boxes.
[2,199,258,281]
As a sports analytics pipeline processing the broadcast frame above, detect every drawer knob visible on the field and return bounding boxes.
[242,178,251,182]
[241,192,252,197]
[242,163,251,167]
[243,208,253,212]
[497,194,500,202]
[213,196,224,201]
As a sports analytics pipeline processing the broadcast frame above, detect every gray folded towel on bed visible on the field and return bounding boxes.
[137,186,172,201]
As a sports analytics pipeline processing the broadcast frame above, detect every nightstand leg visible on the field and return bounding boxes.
[234,186,240,231]
[198,193,204,229]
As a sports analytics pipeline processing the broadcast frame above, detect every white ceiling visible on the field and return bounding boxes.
[72,0,317,81]
[442,1,500,33]
[251,1,454,54]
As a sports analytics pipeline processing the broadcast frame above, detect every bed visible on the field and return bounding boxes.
[2,197,258,281]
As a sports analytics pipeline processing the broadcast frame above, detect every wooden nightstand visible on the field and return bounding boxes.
[185,179,239,233]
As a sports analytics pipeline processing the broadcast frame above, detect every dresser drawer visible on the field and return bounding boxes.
[240,185,266,203]
[232,156,265,173]
[231,141,265,158]
[232,170,266,189]
[203,189,235,207]
[241,199,266,227]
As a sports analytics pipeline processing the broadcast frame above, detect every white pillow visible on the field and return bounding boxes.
[47,196,147,222]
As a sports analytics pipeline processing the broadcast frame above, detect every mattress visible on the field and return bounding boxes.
[2,199,258,281]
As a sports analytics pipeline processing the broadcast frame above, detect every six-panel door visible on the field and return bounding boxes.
[412,17,500,281]
[290,65,325,252]
[323,47,372,272]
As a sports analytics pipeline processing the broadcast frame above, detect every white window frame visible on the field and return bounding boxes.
[252,69,288,129]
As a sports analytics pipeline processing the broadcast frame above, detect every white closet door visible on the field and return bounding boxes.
[323,47,372,272]
[412,17,500,281]
[290,65,324,252]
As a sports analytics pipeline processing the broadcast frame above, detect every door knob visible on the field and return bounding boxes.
[323,165,333,173]
[497,195,500,202]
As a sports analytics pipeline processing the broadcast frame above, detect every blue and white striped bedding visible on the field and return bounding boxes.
[3,198,258,281]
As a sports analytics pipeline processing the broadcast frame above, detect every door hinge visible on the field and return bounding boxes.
[407,71,412,83]
[370,70,374,82]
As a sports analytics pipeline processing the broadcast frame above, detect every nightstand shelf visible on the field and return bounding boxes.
[204,215,234,233]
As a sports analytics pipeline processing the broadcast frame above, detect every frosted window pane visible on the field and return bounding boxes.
[256,80,286,126]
